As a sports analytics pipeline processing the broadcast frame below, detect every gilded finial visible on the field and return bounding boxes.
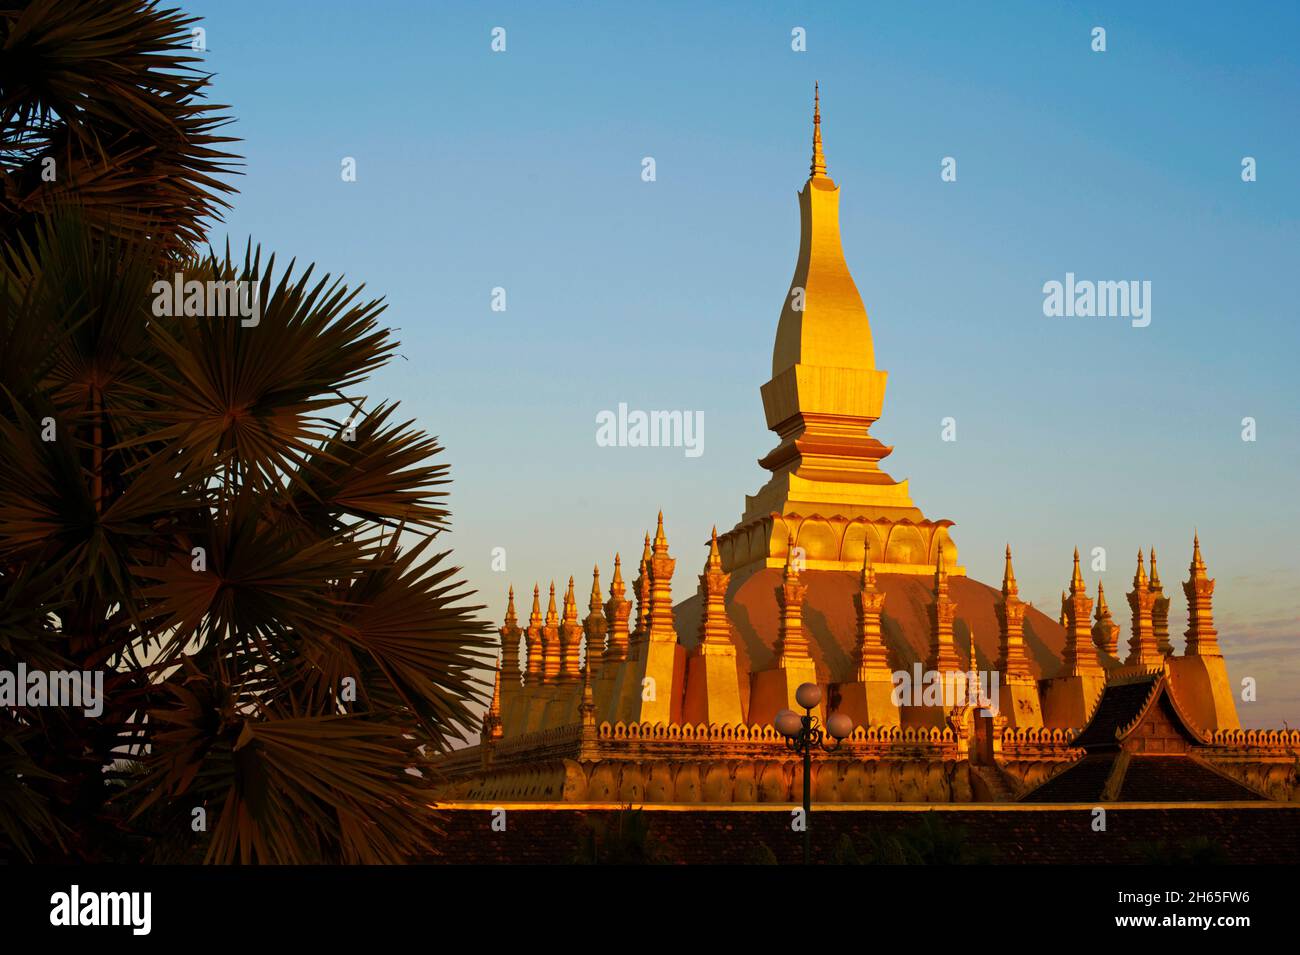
[504,585,518,627]
[529,584,543,628]
[1134,549,1148,588]
[589,565,603,611]
[860,541,877,590]
[1002,544,1018,597]
[546,581,559,625]
[653,511,668,555]
[610,553,625,594]
[1149,547,1162,588]
[562,576,578,624]
[1191,532,1206,574]
[706,525,722,570]
[933,543,949,595]
[1071,546,1085,593]
[1095,580,1109,615]
[810,82,827,179]
[783,535,801,578]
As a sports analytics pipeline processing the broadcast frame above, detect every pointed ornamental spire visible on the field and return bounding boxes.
[504,585,518,628]
[860,541,878,591]
[783,535,802,581]
[588,565,603,613]
[1002,544,1018,598]
[562,576,579,625]
[545,581,559,626]
[810,82,827,179]
[1149,547,1163,589]
[933,544,949,597]
[1070,546,1085,594]
[603,553,632,665]
[652,510,669,557]
[1133,549,1148,589]
[529,584,543,628]
[706,525,723,572]
[1190,532,1206,575]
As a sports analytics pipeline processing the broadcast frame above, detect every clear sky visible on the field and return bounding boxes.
[187,1,1299,727]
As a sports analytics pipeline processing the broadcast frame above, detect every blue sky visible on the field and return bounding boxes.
[187,1,1299,726]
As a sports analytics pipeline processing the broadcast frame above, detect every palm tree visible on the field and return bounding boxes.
[1,0,237,256]
[0,1,493,863]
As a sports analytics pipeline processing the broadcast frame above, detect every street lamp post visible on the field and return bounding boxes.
[774,682,854,865]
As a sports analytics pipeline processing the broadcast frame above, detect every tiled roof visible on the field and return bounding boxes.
[1072,678,1158,750]
[1021,754,1119,802]
[1120,757,1265,802]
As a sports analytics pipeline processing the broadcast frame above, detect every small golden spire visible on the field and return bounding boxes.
[529,584,543,628]
[562,576,579,625]
[641,531,652,565]
[1133,549,1148,588]
[860,541,877,590]
[1149,547,1162,588]
[706,525,722,571]
[545,581,559,626]
[504,585,518,628]
[1002,544,1018,598]
[1096,580,1109,615]
[1190,531,1206,575]
[1070,546,1085,594]
[482,659,504,741]
[652,510,668,556]
[933,544,949,596]
[487,656,502,717]
[810,82,827,179]
[610,553,624,594]
[783,535,801,579]
[589,565,603,612]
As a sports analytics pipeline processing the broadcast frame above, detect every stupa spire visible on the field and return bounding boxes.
[653,510,668,556]
[1125,550,1160,668]
[810,82,827,179]
[523,584,544,685]
[775,537,810,662]
[541,581,561,683]
[996,545,1032,682]
[504,585,518,629]
[529,584,543,628]
[559,576,583,684]
[481,656,503,743]
[1092,581,1120,656]
[498,586,524,732]
[583,565,608,672]
[737,91,956,581]
[603,554,632,665]
[1001,544,1018,597]
[853,542,889,678]
[928,545,959,672]
[696,527,732,652]
[1062,549,1101,676]
[1183,533,1221,657]
[1150,546,1172,655]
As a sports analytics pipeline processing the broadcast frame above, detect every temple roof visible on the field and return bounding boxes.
[1020,674,1265,802]
[1021,754,1264,803]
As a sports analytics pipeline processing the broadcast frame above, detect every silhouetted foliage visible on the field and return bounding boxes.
[0,1,492,864]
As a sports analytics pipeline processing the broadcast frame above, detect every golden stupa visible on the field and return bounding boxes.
[437,90,1299,805]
